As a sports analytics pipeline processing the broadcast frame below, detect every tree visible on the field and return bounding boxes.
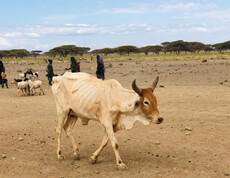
[213,41,230,53]
[75,47,90,56]
[139,46,152,55]
[100,48,115,56]
[116,45,138,55]
[139,45,162,55]
[0,50,11,59]
[204,45,213,53]
[161,42,170,54]
[31,50,42,58]
[47,45,90,57]
[187,42,205,53]
[164,40,189,54]
[10,49,30,58]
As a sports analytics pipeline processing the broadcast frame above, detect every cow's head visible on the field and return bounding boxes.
[132,76,163,124]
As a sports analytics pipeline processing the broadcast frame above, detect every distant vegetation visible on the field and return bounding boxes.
[0,40,230,60]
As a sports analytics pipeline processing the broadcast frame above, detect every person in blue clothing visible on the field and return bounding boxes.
[96,55,105,80]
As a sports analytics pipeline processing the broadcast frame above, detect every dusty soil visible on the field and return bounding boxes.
[0,58,230,178]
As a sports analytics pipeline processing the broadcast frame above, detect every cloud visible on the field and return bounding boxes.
[24,24,155,36]
[187,27,208,32]
[99,2,156,14]
[64,23,73,26]
[174,9,230,20]
[76,24,89,27]
[161,2,201,12]
[0,38,11,48]
[4,32,40,38]
[108,8,145,14]
[4,32,23,37]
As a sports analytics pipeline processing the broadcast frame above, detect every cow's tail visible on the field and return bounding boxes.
[51,76,62,94]
[52,76,61,84]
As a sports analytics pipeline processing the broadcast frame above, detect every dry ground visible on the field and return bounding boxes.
[0,58,230,178]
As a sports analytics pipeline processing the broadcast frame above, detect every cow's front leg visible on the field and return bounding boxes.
[104,124,127,170]
[91,130,108,164]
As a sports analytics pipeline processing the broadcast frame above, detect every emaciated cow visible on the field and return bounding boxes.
[51,72,163,170]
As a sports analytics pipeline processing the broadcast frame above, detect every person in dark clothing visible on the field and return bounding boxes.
[96,54,105,80]
[1,68,8,88]
[66,57,80,73]
[46,59,54,85]
[0,61,5,85]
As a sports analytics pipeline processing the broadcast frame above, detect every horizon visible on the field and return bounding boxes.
[1,0,230,52]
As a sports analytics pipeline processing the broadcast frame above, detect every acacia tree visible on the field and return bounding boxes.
[10,49,30,58]
[139,45,162,55]
[161,42,170,54]
[214,41,230,53]
[204,45,213,53]
[164,40,189,54]
[187,42,205,53]
[100,48,115,56]
[0,50,10,59]
[116,45,138,55]
[31,50,42,58]
[47,45,90,57]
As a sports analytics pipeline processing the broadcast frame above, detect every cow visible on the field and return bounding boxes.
[51,72,163,170]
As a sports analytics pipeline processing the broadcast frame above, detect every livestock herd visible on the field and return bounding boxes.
[11,69,45,96]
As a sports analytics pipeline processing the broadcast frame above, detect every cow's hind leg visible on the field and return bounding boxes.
[91,130,108,164]
[63,114,79,160]
[55,110,68,160]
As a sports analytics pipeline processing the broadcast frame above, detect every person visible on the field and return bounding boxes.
[66,57,80,73]
[96,54,105,80]
[46,59,54,85]
[1,68,8,88]
[0,60,5,85]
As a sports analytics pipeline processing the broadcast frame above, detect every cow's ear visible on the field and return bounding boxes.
[135,101,140,108]
[151,76,159,92]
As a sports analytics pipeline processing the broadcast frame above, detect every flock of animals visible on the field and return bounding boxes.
[11,69,45,96]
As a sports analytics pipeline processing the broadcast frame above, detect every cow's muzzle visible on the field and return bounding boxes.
[157,117,163,124]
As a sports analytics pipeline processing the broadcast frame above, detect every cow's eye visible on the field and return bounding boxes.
[144,101,149,105]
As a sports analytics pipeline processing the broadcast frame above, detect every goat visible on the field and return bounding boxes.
[18,73,26,79]
[26,71,39,81]
[11,79,29,96]
[27,79,45,95]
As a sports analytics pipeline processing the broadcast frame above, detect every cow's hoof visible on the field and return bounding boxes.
[74,154,80,160]
[117,163,127,171]
[58,156,65,161]
[90,156,97,164]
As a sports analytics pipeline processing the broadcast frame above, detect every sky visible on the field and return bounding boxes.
[0,0,230,52]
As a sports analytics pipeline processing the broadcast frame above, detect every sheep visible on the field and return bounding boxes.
[27,79,45,95]
[18,70,39,81]
[18,73,26,79]
[26,71,39,81]
[11,79,29,96]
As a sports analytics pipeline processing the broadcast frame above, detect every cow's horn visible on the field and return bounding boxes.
[151,76,159,92]
[132,79,142,95]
